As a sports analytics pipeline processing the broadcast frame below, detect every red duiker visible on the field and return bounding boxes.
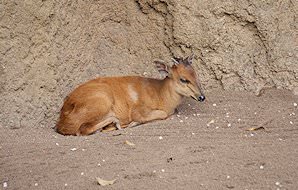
[56,55,205,135]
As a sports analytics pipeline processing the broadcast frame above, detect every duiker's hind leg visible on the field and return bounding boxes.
[78,115,120,135]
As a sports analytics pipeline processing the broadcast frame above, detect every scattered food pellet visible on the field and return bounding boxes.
[215,126,219,129]
[82,149,86,151]
[34,183,38,186]
[294,103,297,107]
[153,170,156,173]
[97,163,101,166]
[238,118,241,122]
[207,119,215,126]
[159,136,163,140]
[55,143,59,146]
[290,121,293,124]
[102,159,105,162]
[65,183,68,186]
[3,182,7,188]
[213,103,217,106]
[250,133,255,137]
[70,148,77,151]
[125,140,135,146]
[275,182,280,186]
[161,169,165,172]
[260,165,264,169]
[227,175,230,179]
[227,123,232,127]
[254,112,257,115]
[185,116,188,119]
[193,113,196,116]
[188,103,191,106]
[177,114,180,118]
[192,132,195,135]
[81,172,84,175]
[196,113,200,116]
[179,120,184,123]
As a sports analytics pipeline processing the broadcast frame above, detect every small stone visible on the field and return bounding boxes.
[55,143,59,146]
[238,118,241,122]
[153,170,156,173]
[250,133,254,137]
[3,182,7,188]
[82,149,86,151]
[294,103,298,107]
[161,169,165,172]
[159,136,163,140]
[196,113,200,116]
[70,148,77,151]
[290,121,293,124]
[192,132,195,135]
[185,116,188,120]
[213,103,217,106]
[81,172,84,175]
[34,183,38,186]
[227,175,230,179]
[65,183,68,186]
[97,163,101,166]
[177,114,180,118]
[215,126,219,129]
[179,120,184,123]
[227,123,232,127]
[193,113,196,116]
[188,103,191,106]
[275,182,280,186]
[260,165,264,169]
[102,159,105,162]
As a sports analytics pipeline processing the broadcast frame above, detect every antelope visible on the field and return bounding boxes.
[56,55,205,136]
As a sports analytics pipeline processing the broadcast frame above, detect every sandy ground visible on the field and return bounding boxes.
[1,89,298,190]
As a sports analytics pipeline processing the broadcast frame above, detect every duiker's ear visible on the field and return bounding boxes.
[171,58,180,65]
[154,60,171,77]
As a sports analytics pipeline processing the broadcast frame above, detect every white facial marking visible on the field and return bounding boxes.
[128,84,138,103]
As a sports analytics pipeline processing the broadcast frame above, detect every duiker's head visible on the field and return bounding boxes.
[155,54,205,102]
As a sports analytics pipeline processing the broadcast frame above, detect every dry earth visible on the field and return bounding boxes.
[1,89,298,190]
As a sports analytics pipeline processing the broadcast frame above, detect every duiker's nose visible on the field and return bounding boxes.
[198,95,205,102]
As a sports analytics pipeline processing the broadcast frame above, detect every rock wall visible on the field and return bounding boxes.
[0,0,297,128]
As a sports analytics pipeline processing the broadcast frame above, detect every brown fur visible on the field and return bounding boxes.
[56,56,204,135]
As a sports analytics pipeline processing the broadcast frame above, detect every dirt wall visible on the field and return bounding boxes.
[0,0,297,129]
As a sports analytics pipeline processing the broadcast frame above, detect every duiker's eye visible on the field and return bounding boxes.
[180,78,190,84]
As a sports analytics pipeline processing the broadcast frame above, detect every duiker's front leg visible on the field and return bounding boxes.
[130,109,168,128]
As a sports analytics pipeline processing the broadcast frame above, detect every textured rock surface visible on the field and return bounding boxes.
[0,0,297,128]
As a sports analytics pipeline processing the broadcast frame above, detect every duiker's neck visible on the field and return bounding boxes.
[159,77,182,113]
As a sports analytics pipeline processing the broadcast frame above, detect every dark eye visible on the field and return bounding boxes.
[180,78,190,83]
